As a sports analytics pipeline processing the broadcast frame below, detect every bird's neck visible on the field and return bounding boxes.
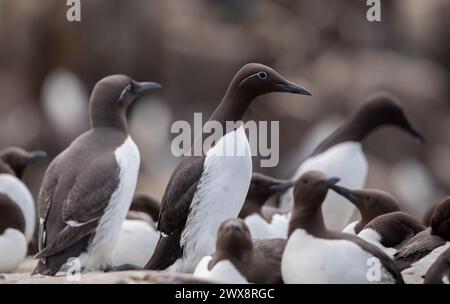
[289,206,328,237]
[208,88,252,128]
[90,106,128,133]
[312,111,377,155]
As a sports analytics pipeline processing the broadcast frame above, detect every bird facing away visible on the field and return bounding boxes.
[328,184,401,234]
[33,75,161,276]
[279,92,425,231]
[357,211,425,256]
[193,218,285,284]
[281,171,404,284]
[239,172,293,240]
[145,63,311,273]
[394,197,450,283]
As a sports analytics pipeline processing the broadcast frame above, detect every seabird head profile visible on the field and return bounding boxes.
[89,75,161,129]
[354,93,425,142]
[224,63,311,100]
[216,218,253,253]
[0,147,47,179]
[328,185,401,233]
[246,173,294,206]
[293,171,340,211]
[130,193,160,222]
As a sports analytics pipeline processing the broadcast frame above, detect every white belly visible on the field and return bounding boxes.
[193,256,249,284]
[343,221,358,234]
[0,228,27,273]
[0,174,36,243]
[281,229,395,284]
[111,219,159,267]
[402,242,450,284]
[180,126,252,273]
[83,136,140,270]
[280,142,367,230]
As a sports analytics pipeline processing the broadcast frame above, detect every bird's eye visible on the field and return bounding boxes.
[258,71,268,79]
[303,180,308,184]
[128,81,135,92]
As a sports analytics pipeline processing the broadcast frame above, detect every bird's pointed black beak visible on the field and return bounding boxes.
[26,150,47,162]
[268,181,295,192]
[407,124,426,143]
[321,177,340,188]
[135,82,162,95]
[276,81,312,96]
[328,184,359,203]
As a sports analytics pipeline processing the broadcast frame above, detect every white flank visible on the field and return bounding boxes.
[111,219,159,267]
[82,136,140,270]
[0,174,36,243]
[193,256,249,284]
[0,228,27,273]
[280,142,368,231]
[179,126,252,273]
[402,242,450,284]
[245,213,289,240]
[281,229,395,284]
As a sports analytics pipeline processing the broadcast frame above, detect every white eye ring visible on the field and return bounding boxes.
[258,71,268,79]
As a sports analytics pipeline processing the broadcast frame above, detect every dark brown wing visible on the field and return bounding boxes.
[334,232,404,284]
[157,156,205,234]
[394,230,446,271]
[36,156,120,259]
[250,239,286,284]
[145,156,205,270]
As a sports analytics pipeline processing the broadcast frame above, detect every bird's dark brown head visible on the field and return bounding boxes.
[0,147,47,179]
[431,197,450,240]
[228,63,311,100]
[329,185,400,233]
[293,171,340,212]
[89,75,161,130]
[216,218,253,254]
[246,173,294,205]
[353,93,425,142]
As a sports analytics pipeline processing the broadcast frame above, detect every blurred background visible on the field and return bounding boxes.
[0,0,449,219]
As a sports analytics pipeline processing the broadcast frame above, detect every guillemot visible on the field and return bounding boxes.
[0,148,46,245]
[145,63,311,273]
[281,171,404,284]
[33,75,161,276]
[0,161,28,273]
[279,93,424,231]
[193,218,285,284]
[394,197,450,284]
[239,172,293,239]
[329,185,401,234]
[357,211,425,257]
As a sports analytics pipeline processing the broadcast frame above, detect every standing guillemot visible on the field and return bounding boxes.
[328,185,401,234]
[394,197,450,283]
[0,161,28,273]
[424,247,450,284]
[111,194,160,268]
[0,148,46,245]
[279,93,425,231]
[33,75,161,276]
[145,63,311,273]
[281,171,404,284]
[357,211,425,256]
[193,218,285,284]
[239,173,293,240]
